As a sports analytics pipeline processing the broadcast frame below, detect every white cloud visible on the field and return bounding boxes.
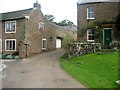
[0,0,78,25]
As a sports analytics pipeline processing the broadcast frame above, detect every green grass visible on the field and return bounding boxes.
[60,52,119,88]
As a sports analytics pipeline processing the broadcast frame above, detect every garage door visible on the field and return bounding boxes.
[56,39,62,48]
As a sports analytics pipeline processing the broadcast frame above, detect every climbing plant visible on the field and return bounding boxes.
[79,20,113,44]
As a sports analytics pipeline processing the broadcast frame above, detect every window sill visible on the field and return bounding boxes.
[5,50,16,51]
[87,18,95,20]
[5,32,16,34]
[87,40,95,42]
[42,48,46,50]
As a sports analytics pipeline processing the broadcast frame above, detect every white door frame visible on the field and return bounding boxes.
[42,38,47,50]
[56,37,62,48]
[103,28,112,46]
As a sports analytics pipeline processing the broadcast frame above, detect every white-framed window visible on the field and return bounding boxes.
[39,22,44,30]
[87,29,94,42]
[42,38,47,50]
[5,21,16,33]
[87,7,95,19]
[5,39,16,51]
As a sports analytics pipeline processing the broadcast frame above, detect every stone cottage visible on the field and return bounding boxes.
[0,2,76,58]
[77,0,120,46]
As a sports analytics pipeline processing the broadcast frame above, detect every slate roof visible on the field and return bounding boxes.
[78,0,120,4]
[0,8,33,21]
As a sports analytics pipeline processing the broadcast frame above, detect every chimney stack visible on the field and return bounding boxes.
[33,0,41,9]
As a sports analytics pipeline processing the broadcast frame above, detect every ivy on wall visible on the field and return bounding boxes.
[79,20,114,44]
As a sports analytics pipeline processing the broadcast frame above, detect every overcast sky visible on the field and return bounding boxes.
[0,0,79,25]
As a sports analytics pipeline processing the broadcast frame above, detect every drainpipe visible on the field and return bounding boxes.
[25,16,30,57]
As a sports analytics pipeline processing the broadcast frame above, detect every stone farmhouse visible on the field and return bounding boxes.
[0,2,77,58]
[77,0,120,46]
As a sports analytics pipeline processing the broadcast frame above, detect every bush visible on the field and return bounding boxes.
[14,55,21,59]
[63,36,74,51]
[79,20,104,44]
[6,55,14,59]
[12,52,19,56]
[111,41,120,51]
[2,53,9,59]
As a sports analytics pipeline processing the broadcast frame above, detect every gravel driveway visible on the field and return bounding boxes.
[2,49,85,88]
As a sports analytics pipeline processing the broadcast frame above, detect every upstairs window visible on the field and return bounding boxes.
[39,22,44,30]
[87,7,95,19]
[5,39,16,51]
[5,21,16,33]
[87,29,94,42]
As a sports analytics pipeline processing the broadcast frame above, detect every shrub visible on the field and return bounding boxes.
[2,53,9,59]
[79,20,109,44]
[6,55,14,59]
[110,41,120,51]
[14,55,21,59]
[12,52,19,56]
[63,36,74,52]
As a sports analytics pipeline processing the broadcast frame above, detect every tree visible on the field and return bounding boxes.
[56,19,75,26]
[63,35,74,52]
[44,14,55,22]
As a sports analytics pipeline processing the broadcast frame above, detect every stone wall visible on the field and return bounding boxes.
[68,43,101,58]
[1,19,26,54]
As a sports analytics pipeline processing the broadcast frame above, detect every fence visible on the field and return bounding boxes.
[68,43,101,58]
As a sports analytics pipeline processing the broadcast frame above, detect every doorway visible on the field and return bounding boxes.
[103,28,112,47]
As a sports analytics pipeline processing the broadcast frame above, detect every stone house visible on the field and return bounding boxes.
[77,0,120,46]
[0,2,77,58]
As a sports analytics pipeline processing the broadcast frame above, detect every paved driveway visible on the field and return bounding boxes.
[2,49,85,88]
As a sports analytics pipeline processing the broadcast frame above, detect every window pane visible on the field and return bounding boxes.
[87,29,94,41]
[92,36,94,40]
[6,40,15,50]
[88,35,94,40]
[88,7,95,19]
[6,41,9,50]
[39,22,44,30]
[43,40,45,48]
[88,13,91,18]
[9,41,12,50]
[12,22,15,31]
[6,21,16,32]
[88,29,94,34]
[42,40,46,49]
[91,13,95,18]
[13,40,15,50]
[6,23,9,32]
[88,7,94,12]
[9,23,12,31]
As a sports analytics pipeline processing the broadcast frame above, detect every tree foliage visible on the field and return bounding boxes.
[63,36,74,52]
[44,14,75,26]
[56,19,75,26]
[44,14,55,22]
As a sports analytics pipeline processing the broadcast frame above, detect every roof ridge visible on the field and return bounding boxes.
[2,8,33,14]
[78,0,120,4]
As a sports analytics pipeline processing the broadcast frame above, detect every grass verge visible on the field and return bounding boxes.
[60,52,119,88]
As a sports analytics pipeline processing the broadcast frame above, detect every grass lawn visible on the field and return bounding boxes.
[60,52,119,88]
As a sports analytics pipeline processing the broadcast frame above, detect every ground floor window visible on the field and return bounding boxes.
[87,29,94,42]
[42,38,47,50]
[5,39,16,51]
